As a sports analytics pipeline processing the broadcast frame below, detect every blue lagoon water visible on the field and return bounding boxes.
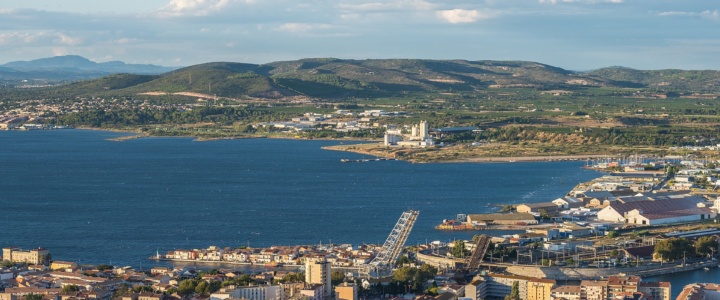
[0,130,601,267]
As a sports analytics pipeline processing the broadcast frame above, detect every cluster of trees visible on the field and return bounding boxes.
[451,240,471,258]
[505,281,520,300]
[303,129,383,139]
[55,107,277,127]
[653,236,718,261]
[435,125,720,147]
[177,278,222,297]
[389,264,438,294]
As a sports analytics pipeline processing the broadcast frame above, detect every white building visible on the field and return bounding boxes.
[211,285,283,300]
[384,133,402,146]
[305,258,331,298]
[597,197,715,225]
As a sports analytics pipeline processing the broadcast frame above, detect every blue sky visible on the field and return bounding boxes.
[0,0,718,70]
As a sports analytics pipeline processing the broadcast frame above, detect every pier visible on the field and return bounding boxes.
[340,158,397,163]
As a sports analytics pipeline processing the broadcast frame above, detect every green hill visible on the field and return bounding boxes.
[586,67,720,92]
[123,62,291,98]
[6,58,720,100]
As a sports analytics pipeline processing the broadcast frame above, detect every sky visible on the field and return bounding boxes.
[0,0,718,70]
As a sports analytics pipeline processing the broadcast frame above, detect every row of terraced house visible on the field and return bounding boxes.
[162,244,377,267]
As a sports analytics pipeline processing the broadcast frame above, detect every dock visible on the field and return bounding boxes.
[340,158,397,163]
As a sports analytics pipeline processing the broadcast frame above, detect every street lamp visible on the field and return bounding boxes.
[683,251,686,267]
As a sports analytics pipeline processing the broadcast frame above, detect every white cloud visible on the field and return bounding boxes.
[338,0,437,12]
[539,0,623,4]
[701,10,720,20]
[658,9,720,21]
[159,0,251,16]
[276,23,333,33]
[111,38,136,45]
[0,31,83,46]
[657,11,693,17]
[58,34,82,45]
[52,47,69,56]
[437,9,495,24]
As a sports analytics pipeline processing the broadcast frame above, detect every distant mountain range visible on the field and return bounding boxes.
[0,55,177,81]
[4,57,720,98]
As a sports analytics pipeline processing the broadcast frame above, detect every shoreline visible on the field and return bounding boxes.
[149,257,304,268]
[322,143,612,164]
[48,128,638,164]
[72,126,380,143]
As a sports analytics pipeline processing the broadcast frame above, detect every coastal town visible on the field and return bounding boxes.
[3,2,720,300]
[4,157,720,300]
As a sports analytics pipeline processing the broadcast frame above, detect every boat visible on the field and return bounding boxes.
[704,267,710,271]
[340,159,349,163]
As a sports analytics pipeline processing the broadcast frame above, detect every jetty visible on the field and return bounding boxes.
[340,158,397,163]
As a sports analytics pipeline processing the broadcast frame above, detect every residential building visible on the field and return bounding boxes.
[214,285,283,300]
[335,282,357,300]
[301,284,324,300]
[464,278,487,300]
[305,258,332,298]
[2,248,50,265]
[551,285,580,300]
[138,292,164,300]
[51,261,78,271]
[677,283,720,300]
[580,280,608,300]
[527,278,555,300]
[0,293,16,300]
[484,274,530,300]
[637,282,671,300]
[607,276,640,299]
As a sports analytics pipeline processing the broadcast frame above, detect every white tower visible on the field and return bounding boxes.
[420,120,429,139]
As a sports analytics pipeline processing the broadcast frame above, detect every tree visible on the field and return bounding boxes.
[277,272,303,284]
[538,209,551,220]
[609,250,619,257]
[195,281,209,296]
[177,279,198,296]
[62,285,80,293]
[451,240,469,258]
[208,280,222,294]
[96,264,113,271]
[565,258,576,266]
[654,237,694,260]
[132,285,154,293]
[416,264,438,282]
[695,236,718,257]
[25,294,43,300]
[392,267,415,283]
[504,281,520,300]
[396,255,413,267]
[331,270,346,286]
[606,231,619,238]
[424,281,439,296]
